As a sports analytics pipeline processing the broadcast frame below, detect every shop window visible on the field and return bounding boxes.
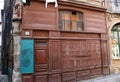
[59,10,83,31]
[111,24,120,58]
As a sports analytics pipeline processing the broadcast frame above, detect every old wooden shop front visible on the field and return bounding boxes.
[21,0,109,82]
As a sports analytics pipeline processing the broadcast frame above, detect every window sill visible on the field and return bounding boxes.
[59,30,102,34]
[112,57,120,60]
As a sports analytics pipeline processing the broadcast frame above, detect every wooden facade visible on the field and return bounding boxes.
[21,0,110,82]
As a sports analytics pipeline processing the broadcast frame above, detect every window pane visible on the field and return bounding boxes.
[64,20,71,31]
[72,21,77,31]
[71,12,77,21]
[77,13,82,21]
[77,21,83,31]
[59,20,64,30]
[111,31,114,38]
[114,31,118,39]
[59,10,83,31]
[112,38,119,57]
[65,11,70,20]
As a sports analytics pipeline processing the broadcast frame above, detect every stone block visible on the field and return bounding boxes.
[0,74,8,82]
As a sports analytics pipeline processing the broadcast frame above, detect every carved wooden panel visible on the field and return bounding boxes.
[101,41,110,75]
[87,40,101,69]
[34,75,48,82]
[49,74,61,82]
[76,70,90,81]
[91,68,102,78]
[33,31,49,38]
[103,67,110,75]
[76,57,91,70]
[22,74,33,82]
[62,72,76,82]
[34,40,48,74]
[49,40,61,73]
[61,40,76,72]
[101,41,109,67]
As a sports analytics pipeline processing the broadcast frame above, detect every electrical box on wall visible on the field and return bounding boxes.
[20,39,34,74]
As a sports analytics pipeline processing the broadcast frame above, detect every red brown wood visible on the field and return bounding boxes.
[49,40,61,73]
[22,74,33,82]
[21,0,109,82]
[49,74,61,82]
[34,40,48,74]
[34,75,48,82]
[76,70,90,81]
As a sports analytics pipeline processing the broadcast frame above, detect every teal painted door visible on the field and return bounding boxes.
[20,39,34,74]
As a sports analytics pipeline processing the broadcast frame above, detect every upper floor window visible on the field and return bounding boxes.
[59,10,83,31]
[114,0,119,7]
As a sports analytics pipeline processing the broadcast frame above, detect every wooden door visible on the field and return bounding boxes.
[34,40,48,74]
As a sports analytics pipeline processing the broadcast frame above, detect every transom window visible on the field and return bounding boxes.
[111,24,120,58]
[59,10,83,31]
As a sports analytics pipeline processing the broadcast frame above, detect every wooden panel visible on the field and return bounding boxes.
[61,40,76,72]
[49,74,61,82]
[87,40,101,69]
[22,30,33,37]
[22,74,33,82]
[61,32,88,38]
[101,40,110,75]
[62,72,76,82]
[85,12,106,33]
[49,40,61,73]
[22,1,57,30]
[33,31,49,37]
[34,40,48,74]
[34,75,48,82]
[76,70,90,81]
[102,67,110,75]
[76,57,91,70]
[49,31,60,37]
[91,68,102,78]
[101,41,109,66]
[87,34,100,38]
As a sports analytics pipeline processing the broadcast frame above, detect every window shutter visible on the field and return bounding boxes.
[20,39,34,74]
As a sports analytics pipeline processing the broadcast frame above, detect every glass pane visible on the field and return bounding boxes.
[111,38,119,57]
[77,13,82,21]
[72,21,77,31]
[59,20,64,30]
[62,11,65,20]
[111,31,114,38]
[114,31,118,39]
[64,20,71,31]
[65,11,70,20]
[71,12,77,21]
[77,21,83,31]
[59,11,63,20]
[36,42,47,46]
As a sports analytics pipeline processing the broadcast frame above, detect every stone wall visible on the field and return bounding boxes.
[106,13,120,74]
[12,1,22,82]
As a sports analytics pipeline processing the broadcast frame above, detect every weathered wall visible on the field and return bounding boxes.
[106,13,120,74]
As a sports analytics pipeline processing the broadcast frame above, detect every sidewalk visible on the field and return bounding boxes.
[79,73,120,82]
